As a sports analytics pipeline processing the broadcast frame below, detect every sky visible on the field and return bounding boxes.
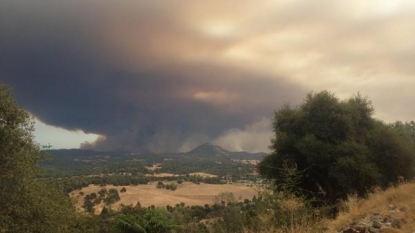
[1,0,415,153]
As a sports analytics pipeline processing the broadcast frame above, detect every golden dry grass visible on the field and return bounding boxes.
[71,182,256,214]
[246,182,415,233]
[326,182,415,233]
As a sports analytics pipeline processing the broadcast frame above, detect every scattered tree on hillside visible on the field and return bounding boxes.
[157,181,165,189]
[165,182,177,191]
[104,188,121,205]
[99,188,107,197]
[258,91,414,211]
[214,192,236,206]
[83,195,96,214]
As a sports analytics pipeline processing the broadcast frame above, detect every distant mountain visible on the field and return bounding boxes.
[40,144,266,177]
[43,144,266,160]
[188,143,230,156]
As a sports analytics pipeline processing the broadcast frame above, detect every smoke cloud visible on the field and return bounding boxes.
[213,118,273,153]
[2,0,415,152]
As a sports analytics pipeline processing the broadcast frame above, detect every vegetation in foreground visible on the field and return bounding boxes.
[1,84,415,233]
[0,84,78,232]
[259,91,415,214]
[326,181,415,233]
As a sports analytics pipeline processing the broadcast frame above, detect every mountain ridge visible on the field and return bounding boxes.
[187,143,230,156]
[45,142,267,158]
[40,143,266,178]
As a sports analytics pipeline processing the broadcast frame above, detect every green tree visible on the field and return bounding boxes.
[105,188,121,205]
[116,214,146,233]
[99,188,108,197]
[222,204,244,233]
[156,181,165,189]
[259,91,414,210]
[83,195,96,214]
[116,208,179,233]
[0,84,77,232]
[140,208,179,233]
[391,121,415,151]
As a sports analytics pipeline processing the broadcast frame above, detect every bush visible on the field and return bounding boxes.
[165,183,177,191]
[156,181,165,189]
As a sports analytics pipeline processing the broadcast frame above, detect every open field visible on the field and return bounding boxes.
[71,181,257,214]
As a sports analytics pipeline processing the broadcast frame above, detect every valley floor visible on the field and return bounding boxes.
[71,181,257,214]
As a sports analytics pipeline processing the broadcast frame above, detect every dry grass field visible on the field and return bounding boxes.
[326,182,415,233]
[71,182,257,214]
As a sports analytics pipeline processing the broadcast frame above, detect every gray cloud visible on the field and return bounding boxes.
[0,0,305,152]
[213,118,273,153]
[1,0,415,152]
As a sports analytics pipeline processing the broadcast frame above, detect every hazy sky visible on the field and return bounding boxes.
[1,0,415,152]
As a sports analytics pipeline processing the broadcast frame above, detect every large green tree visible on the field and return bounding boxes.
[0,84,77,232]
[259,91,414,208]
[391,121,415,150]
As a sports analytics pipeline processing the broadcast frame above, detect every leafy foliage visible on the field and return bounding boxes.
[116,208,179,233]
[259,91,414,210]
[0,84,78,232]
[116,214,146,233]
[105,188,121,205]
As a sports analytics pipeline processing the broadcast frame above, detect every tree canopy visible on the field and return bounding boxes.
[0,84,77,232]
[258,91,414,208]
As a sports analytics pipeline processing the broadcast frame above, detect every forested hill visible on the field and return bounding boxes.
[188,143,230,156]
[44,143,266,160]
[40,143,266,177]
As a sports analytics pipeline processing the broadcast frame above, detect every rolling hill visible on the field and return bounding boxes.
[40,143,266,178]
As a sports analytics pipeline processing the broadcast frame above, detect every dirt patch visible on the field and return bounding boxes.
[71,182,257,214]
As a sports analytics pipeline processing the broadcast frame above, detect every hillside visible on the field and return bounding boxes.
[40,143,266,178]
[188,143,230,156]
[327,182,415,233]
[71,182,257,214]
